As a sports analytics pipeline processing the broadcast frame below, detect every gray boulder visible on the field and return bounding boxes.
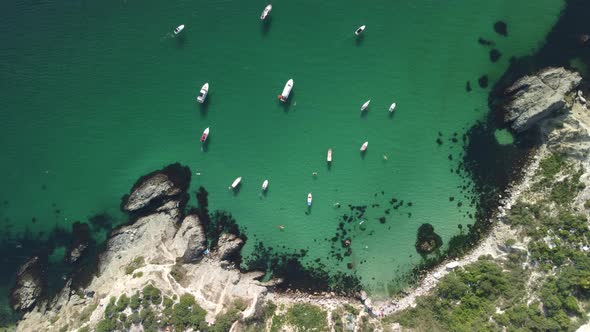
[11,256,43,311]
[169,215,207,263]
[123,163,190,212]
[213,233,244,262]
[124,173,182,211]
[503,67,581,132]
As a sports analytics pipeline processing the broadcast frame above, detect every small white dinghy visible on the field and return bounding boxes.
[197,83,209,104]
[262,180,269,191]
[229,177,242,190]
[260,4,272,20]
[355,25,366,36]
[307,193,313,206]
[360,141,368,151]
[327,148,332,162]
[389,102,397,112]
[174,24,185,35]
[278,79,294,102]
[361,99,371,111]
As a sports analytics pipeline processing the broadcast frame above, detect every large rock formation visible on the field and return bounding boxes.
[11,256,43,311]
[123,163,190,212]
[501,67,582,132]
[169,214,207,263]
[213,233,244,262]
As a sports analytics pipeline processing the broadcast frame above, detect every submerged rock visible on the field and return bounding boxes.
[489,49,501,62]
[66,222,91,264]
[501,67,582,132]
[11,256,43,311]
[494,21,508,36]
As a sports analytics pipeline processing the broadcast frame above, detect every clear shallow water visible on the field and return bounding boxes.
[0,0,563,300]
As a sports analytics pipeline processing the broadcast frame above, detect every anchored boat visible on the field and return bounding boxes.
[360,141,368,151]
[361,99,370,111]
[174,24,185,35]
[229,177,242,190]
[262,180,269,191]
[200,127,209,143]
[355,25,366,36]
[307,193,313,206]
[197,83,209,104]
[278,79,293,102]
[260,4,272,20]
[327,148,332,162]
[389,102,396,112]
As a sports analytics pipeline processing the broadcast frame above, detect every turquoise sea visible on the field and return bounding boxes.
[0,0,565,317]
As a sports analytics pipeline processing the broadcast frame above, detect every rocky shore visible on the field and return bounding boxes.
[11,67,590,331]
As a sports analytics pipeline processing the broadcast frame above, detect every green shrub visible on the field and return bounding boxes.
[125,256,145,275]
[168,293,207,332]
[78,326,90,332]
[140,307,158,332]
[286,303,328,331]
[505,238,516,247]
[342,303,359,316]
[142,284,162,305]
[170,264,187,283]
[129,292,141,310]
[116,294,129,312]
[539,153,566,180]
[78,302,98,322]
[103,297,117,319]
[132,271,143,278]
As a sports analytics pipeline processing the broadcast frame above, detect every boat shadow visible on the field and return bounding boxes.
[201,139,210,152]
[327,162,332,171]
[199,94,211,118]
[388,111,396,119]
[279,91,294,112]
[355,35,365,47]
[232,184,242,196]
[175,34,187,48]
[360,110,368,118]
[261,17,272,36]
[360,150,367,159]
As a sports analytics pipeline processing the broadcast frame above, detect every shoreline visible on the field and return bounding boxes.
[372,146,544,316]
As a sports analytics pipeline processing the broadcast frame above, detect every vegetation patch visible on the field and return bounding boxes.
[285,303,329,332]
[125,256,145,275]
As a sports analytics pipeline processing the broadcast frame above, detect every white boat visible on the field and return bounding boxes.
[327,148,332,162]
[262,180,269,190]
[361,99,371,111]
[307,193,313,206]
[360,141,368,151]
[197,83,209,104]
[278,79,294,102]
[174,24,185,35]
[260,4,272,20]
[355,25,366,36]
[200,127,209,143]
[230,177,242,189]
[389,102,396,112]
